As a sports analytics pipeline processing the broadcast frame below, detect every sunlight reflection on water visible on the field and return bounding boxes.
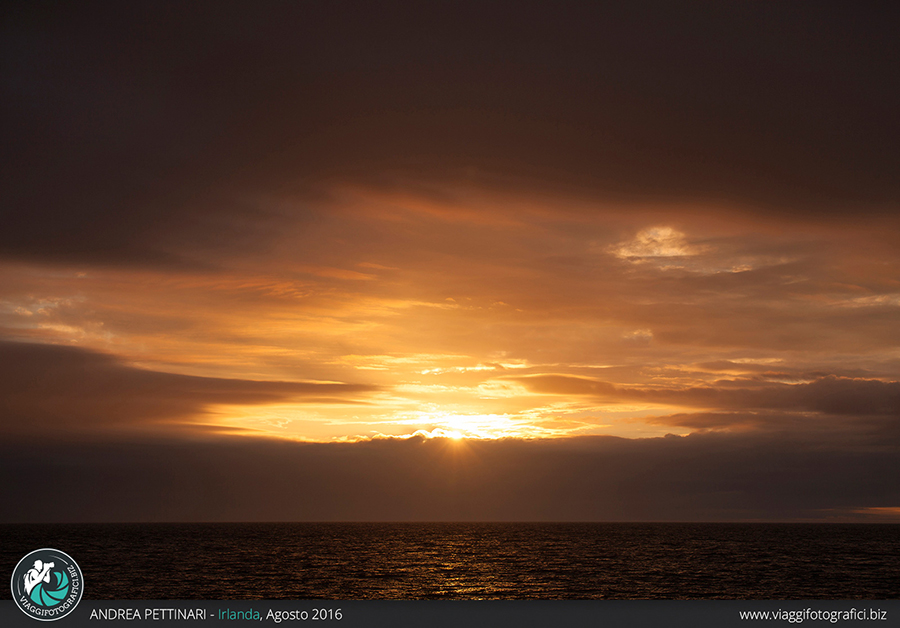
[1,523,898,599]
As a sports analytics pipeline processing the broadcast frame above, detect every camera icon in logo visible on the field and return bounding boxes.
[11,549,83,621]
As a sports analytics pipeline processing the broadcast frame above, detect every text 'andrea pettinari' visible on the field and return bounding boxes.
[89,608,207,620]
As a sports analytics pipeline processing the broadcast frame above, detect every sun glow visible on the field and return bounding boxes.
[384,410,540,440]
[208,402,573,441]
[426,411,519,439]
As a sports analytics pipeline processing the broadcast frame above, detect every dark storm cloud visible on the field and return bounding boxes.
[511,374,900,416]
[2,2,898,266]
[1,433,898,522]
[0,341,376,436]
[638,410,900,445]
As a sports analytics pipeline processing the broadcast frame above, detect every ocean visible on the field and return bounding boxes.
[1,523,898,599]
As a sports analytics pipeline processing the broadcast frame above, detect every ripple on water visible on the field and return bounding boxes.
[0,522,898,599]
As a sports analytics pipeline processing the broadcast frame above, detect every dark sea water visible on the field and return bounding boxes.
[1,523,898,600]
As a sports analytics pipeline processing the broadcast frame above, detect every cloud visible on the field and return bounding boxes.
[635,411,900,447]
[2,4,898,268]
[509,373,900,419]
[612,227,700,261]
[0,3,898,536]
[0,341,378,437]
[0,432,897,522]
[510,375,618,397]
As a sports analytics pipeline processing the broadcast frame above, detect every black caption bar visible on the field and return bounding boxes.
[1,600,896,628]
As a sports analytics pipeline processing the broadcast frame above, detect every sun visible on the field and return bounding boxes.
[396,411,537,440]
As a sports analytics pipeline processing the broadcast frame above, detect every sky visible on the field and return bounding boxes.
[1,1,899,522]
